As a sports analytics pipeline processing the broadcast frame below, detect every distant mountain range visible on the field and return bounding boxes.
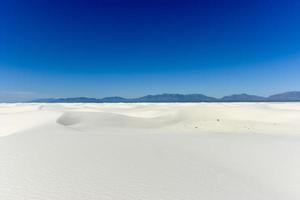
[220,94,266,102]
[31,91,300,103]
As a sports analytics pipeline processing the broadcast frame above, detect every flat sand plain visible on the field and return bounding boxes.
[1,103,300,199]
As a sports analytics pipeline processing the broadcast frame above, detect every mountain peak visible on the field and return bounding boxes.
[221,94,266,102]
[268,91,300,101]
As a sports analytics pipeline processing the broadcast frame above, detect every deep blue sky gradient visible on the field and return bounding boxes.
[1,0,300,101]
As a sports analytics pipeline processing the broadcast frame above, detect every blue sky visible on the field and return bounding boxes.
[1,0,300,101]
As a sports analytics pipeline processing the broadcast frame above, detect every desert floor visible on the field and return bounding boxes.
[1,103,300,199]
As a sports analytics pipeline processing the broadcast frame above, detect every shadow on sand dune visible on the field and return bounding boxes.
[56,111,182,130]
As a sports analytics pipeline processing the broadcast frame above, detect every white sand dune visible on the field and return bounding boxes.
[1,103,300,199]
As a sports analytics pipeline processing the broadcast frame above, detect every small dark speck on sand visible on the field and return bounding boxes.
[217,119,220,122]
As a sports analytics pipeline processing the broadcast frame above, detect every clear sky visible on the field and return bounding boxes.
[1,0,300,101]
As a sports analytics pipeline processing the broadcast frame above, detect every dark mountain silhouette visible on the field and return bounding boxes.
[30,91,300,103]
[33,97,100,103]
[100,96,128,102]
[132,94,217,102]
[221,94,266,102]
[267,91,300,101]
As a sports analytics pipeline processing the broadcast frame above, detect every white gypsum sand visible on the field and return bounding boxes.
[0,103,300,199]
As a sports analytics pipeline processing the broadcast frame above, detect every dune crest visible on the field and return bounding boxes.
[57,111,182,130]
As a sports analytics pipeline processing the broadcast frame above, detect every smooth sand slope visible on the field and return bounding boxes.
[1,103,300,199]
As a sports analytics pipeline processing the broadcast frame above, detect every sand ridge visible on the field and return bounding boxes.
[1,103,300,137]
